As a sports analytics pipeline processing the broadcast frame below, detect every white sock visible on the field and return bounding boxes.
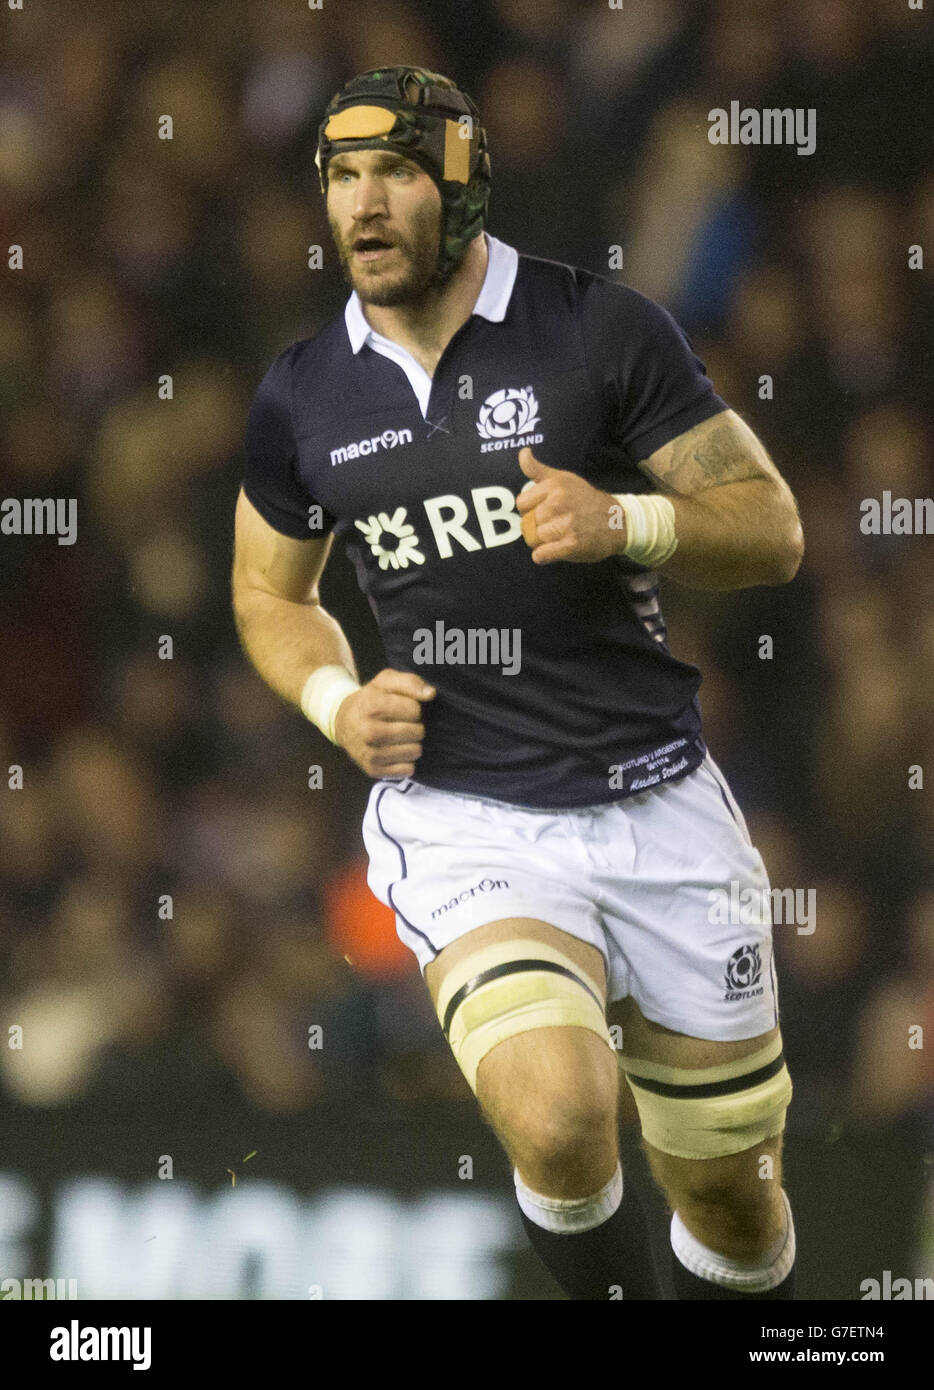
[671,1188,795,1292]
[514,1161,624,1234]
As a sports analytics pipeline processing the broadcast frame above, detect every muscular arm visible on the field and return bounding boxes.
[232,489,434,776]
[635,409,804,590]
[231,489,358,708]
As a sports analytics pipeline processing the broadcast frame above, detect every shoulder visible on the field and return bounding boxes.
[515,252,671,316]
[512,250,594,311]
[514,253,688,347]
[257,314,352,397]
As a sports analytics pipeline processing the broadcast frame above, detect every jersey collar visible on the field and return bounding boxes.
[344,232,519,354]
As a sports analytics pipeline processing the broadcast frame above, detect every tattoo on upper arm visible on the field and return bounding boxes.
[639,415,770,495]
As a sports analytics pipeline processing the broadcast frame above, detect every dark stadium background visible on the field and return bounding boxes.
[0,0,931,1299]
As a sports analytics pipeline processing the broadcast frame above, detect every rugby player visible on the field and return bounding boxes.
[232,67,805,1300]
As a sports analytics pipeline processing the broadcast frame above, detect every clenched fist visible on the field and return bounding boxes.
[333,668,436,779]
[517,447,624,564]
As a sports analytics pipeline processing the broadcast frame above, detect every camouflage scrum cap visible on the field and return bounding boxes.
[315,66,492,278]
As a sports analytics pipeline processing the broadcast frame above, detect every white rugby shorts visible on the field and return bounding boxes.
[361,754,780,1041]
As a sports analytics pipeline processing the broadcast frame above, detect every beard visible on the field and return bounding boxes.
[330,203,456,307]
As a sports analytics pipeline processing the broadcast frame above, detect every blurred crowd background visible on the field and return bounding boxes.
[1,0,932,1282]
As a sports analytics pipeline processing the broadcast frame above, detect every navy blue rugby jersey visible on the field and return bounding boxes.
[242,233,728,809]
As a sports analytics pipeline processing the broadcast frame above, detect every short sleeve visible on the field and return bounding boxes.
[242,348,335,539]
[579,276,728,463]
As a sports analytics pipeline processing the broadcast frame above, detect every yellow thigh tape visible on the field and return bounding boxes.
[619,1034,793,1160]
[435,938,613,1094]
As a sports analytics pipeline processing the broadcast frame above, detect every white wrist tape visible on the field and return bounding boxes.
[612,493,678,567]
[299,665,360,745]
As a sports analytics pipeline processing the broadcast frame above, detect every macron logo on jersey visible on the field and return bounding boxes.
[476,387,543,454]
[330,427,413,467]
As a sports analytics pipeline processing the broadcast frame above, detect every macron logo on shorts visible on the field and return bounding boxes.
[431,877,509,919]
